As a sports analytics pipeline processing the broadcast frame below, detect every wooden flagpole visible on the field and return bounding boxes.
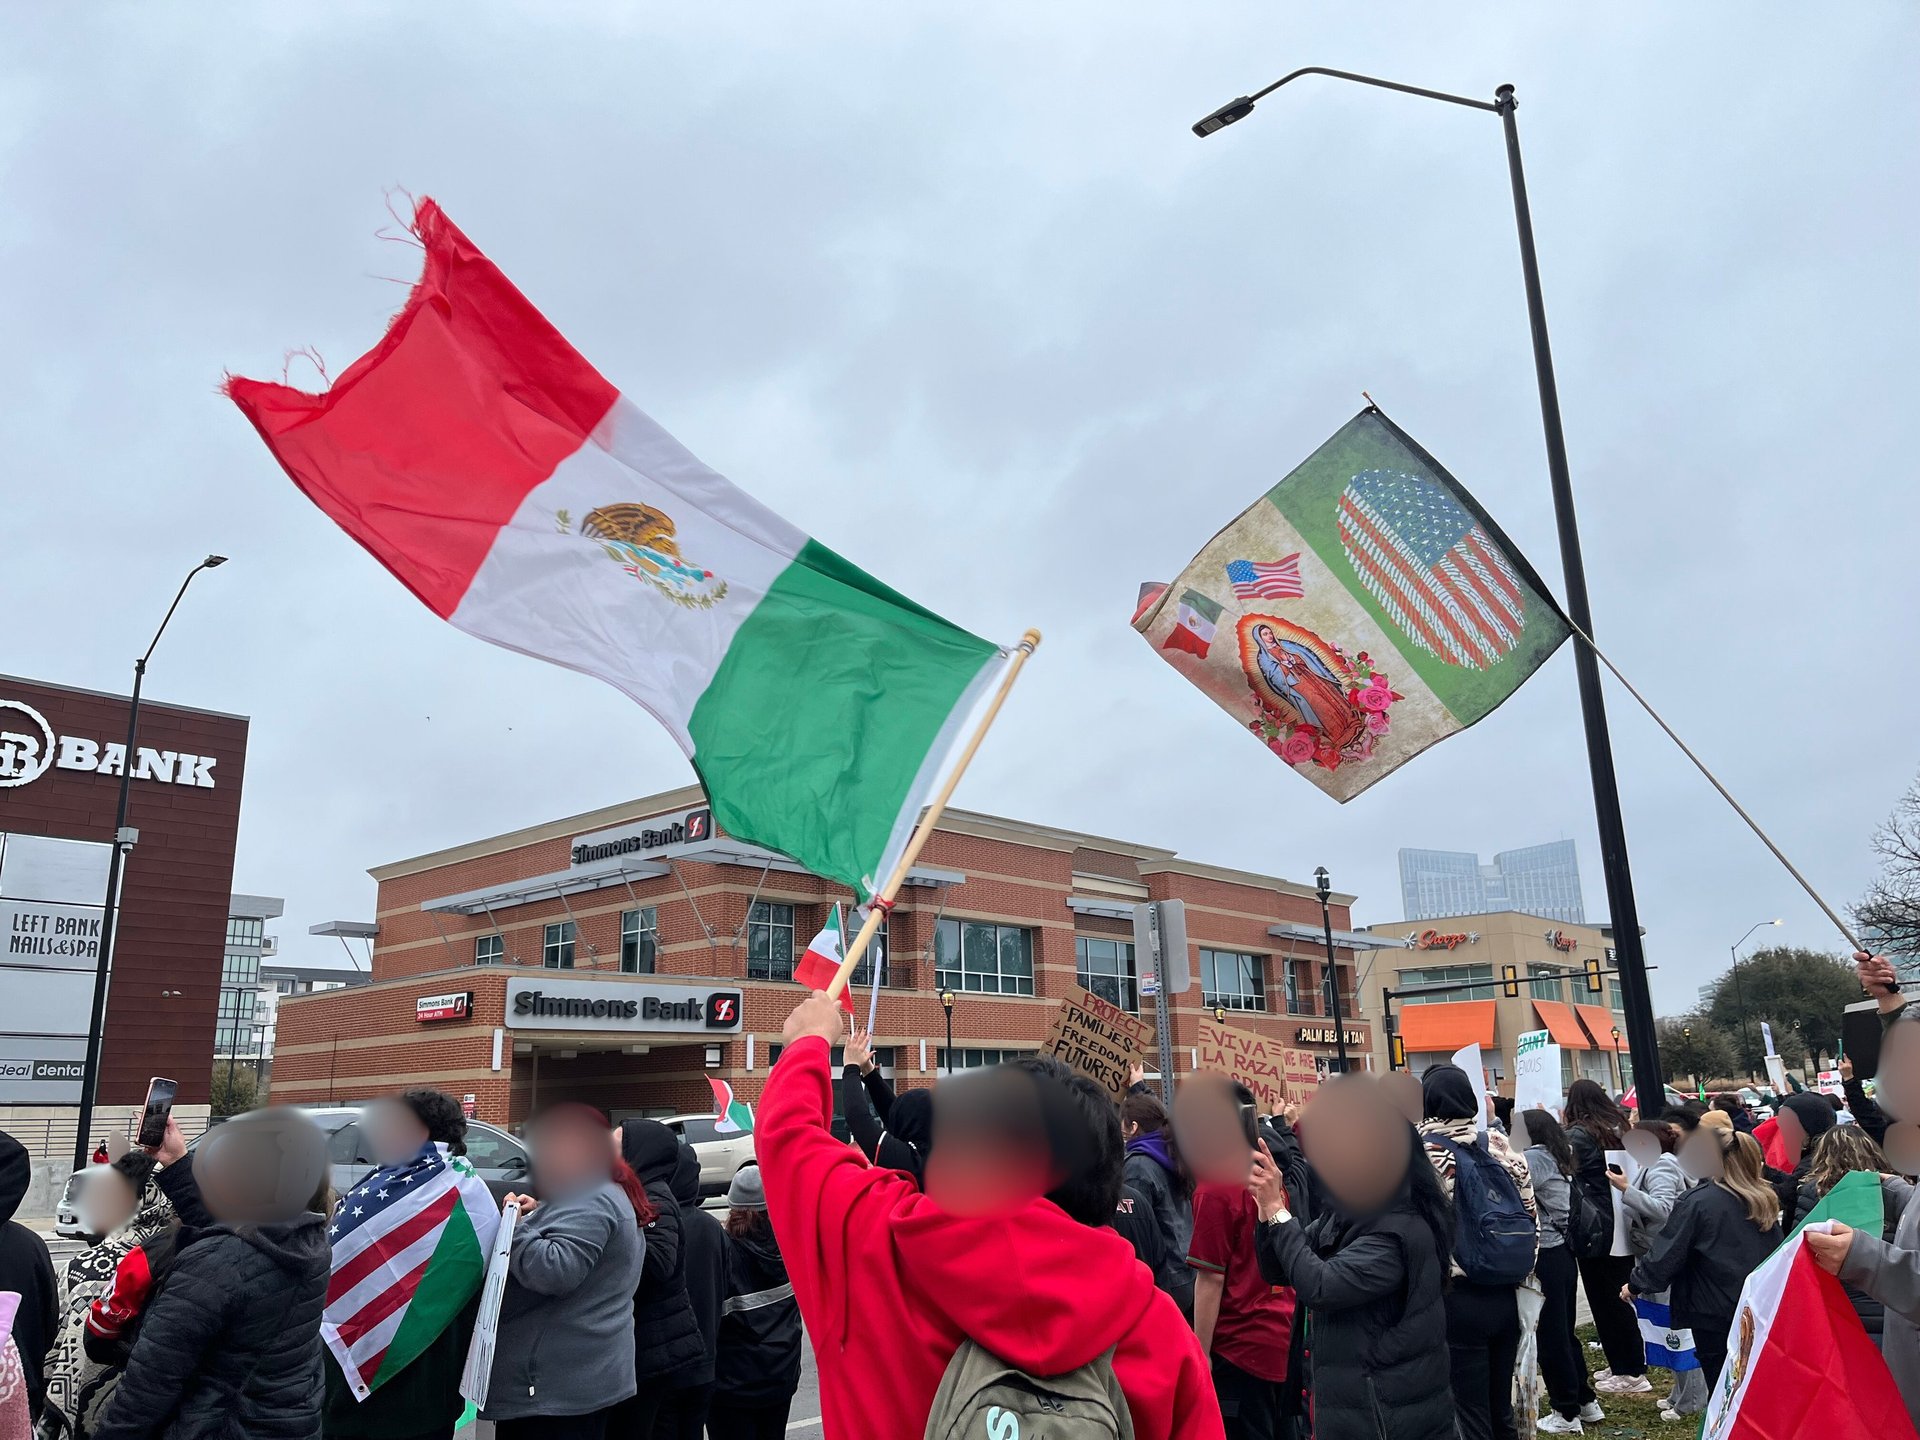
[824,629,1041,1001]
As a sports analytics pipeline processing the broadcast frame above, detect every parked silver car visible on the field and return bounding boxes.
[662,1114,756,1198]
[56,1105,531,1236]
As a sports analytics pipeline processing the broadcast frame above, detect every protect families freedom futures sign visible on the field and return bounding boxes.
[1042,987,1156,1100]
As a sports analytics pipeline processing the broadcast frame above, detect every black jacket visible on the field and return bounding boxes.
[1847,1077,1890,1147]
[1568,1123,1617,1258]
[321,1293,479,1438]
[1112,1184,1165,1281]
[620,1121,709,1389]
[1257,1202,1454,1440]
[1794,1174,1912,1338]
[1120,1142,1191,1301]
[840,1066,928,1185]
[672,1147,726,1372]
[713,1223,800,1404]
[0,1131,57,1421]
[94,1155,331,1440]
[1629,1181,1782,1332]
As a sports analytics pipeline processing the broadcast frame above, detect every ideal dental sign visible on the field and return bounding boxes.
[0,699,218,791]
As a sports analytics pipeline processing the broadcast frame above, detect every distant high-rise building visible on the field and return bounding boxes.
[1399,840,1585,924]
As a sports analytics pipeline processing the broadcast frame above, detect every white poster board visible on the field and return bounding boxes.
[1514,1029,1563,1119]
[1452,1042,1489,1134]
[1764,1055,1790,1096]
[1606,1147,1641,1257]
[459,1201,519,1409]
[1761,1021,1777,1057]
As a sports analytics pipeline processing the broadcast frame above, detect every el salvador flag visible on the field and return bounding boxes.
[1635,1295,1701,1371]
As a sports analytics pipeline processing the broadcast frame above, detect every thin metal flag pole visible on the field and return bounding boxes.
[826,631,1041,1000]
[1567,620,1864,952]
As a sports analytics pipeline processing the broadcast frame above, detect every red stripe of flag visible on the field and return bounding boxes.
[333,1252,434,1352]
[1339,499,1485,667]
[1441,548,1518,646]
[1432,555,1506,661]
[224,199,619,620]
[1465,529,1525,613]
[327,1186,460,1303]
[1339,514,1466,665]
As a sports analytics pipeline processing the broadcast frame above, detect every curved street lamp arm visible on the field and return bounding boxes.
[1247,66,1499,113]
[140,555,226,669]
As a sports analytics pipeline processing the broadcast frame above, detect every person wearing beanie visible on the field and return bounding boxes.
[1768,1091,1838,1227]
[1698,1109,1735,1134]
[1419,1063,1538,1440]
[708,1166,802,1440]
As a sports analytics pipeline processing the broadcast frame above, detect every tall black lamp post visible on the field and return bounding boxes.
[1728,919,1783,1081]
[72,555,227,1170]
[1195,68,1664,1099]
[940,990,955,1077]
[1312,867,1351,1074]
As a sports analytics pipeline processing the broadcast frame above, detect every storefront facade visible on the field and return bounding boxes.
[273,787,1373,1124]
[1360,911,1633,1093]
[0,674,248,1157]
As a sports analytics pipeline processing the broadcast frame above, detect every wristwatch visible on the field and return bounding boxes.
[1262,1207,1293,1227]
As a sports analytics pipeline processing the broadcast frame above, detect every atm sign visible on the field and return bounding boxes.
[416,991,473,1024]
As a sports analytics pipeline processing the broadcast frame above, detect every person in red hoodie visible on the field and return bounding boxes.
[759,990,1224,1440]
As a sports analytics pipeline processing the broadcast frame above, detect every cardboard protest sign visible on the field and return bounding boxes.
[1042,986,1156,1100]
[1194,1017,1318,1111]
[1513,1028,1563,1118]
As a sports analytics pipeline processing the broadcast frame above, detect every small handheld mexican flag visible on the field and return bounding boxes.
[1700,1172,1911,1439]
[708,1077,754,1135]
[793,904,854,1014]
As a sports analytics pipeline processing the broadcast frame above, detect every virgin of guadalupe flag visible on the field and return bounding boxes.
[1700,1174,1910,1440]
[228,199,1005,900]
[1133,408,1569,800]
[324,1142,499,1400]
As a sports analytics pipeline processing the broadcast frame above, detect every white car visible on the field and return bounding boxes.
[663,1114,755,1198]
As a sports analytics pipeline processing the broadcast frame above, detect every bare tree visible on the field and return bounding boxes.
[1858,777,1920,969]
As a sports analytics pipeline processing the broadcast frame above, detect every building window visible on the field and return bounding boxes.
[748,902,796,982]
[220,951,259,986]
[1609,979,1625,1012]
[1200,949,1267,1012]
[621,908,657,975]
[850,917,889,989]
[936,1047,1028,1071]
[1529,965,1562,1002]
[475,934,503,966]
[1399,963,1495,1004]
[1075,936,1137,1011]
[1283,959,1314,1015]
[542,921,576,970]
[934,919,1036,996]
[225,916,264,948]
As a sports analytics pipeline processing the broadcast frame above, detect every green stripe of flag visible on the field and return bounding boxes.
[688,539,1001,898]
[371,1194,485,1391]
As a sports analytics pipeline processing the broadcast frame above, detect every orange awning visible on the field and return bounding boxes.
[1532,1000,1592,1051]
[1576,1004,1625,1051]
[1398,1000,1498,1053]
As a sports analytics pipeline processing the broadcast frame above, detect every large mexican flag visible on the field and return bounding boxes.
[229,199,1003,899]
[1700,1172,1912,1440]
[1133,409,1568,800]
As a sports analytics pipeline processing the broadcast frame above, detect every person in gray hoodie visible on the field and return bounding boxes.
[483,1104,647,1440]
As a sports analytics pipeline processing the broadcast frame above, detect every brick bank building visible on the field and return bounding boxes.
[274,787,1374,1126]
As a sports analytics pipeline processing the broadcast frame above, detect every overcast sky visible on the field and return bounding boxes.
[5,4,1915,1013]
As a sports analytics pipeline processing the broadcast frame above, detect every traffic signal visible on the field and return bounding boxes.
[1389,1032,1407,1069]
[1585,956,1604,994]
[1501,964,1520,999]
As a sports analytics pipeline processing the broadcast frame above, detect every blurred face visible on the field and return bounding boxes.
[78,1168,140,1236]
[195,1109,328,1224]
[1624,1129,1665,1170]
[1299,1077,1409,1213]
[1381,1073,1425,1126]
[529,1114,611,1197]
[364,1098,431,1167]
[926,1068,1055,1219]
[1774,1107,1807,1161]
[1877,1021,1920,1125]
[1172,1075,1254,1187]
[1678,1130,1725,1183]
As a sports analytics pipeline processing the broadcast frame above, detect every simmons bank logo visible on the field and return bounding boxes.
[0,697,219,790]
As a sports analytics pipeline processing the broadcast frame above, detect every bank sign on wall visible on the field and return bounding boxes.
[0,830,111,1102]
[0,696,220,790]
[505,977,743,1035]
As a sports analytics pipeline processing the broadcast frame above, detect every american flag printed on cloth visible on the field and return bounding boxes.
[1225,556,1305,602]
[323,1142,499,1400]
[1336,469,1528,670]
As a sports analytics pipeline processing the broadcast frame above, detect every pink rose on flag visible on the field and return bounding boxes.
[1365,711,1390,736]
[1355,682,1394,713]
[1280,732,1316,765]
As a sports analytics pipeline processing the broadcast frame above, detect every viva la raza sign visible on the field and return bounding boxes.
[0,698,219,790]
[1195,1018,1320,1112]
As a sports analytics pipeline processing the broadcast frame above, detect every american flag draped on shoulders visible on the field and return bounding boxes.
[323,1142,500,1400]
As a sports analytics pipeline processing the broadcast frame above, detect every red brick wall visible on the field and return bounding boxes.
[0,674,247,1105]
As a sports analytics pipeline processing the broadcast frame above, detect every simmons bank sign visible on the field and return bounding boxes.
[0,697,219,790]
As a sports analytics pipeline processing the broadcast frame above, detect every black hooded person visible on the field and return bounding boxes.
[607,1119,708,1439]
[0,1129,57,1422]
[1774,1091,1837,1227]
[850,1085,932,1188]
[665,1142,725,1439]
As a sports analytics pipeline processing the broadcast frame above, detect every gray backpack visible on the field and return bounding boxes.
[924,1338,1134,1440]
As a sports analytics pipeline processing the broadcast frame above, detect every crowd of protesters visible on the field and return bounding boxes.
[3,949,1920,1438]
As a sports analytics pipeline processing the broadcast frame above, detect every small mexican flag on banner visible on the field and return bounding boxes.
[708,1077,754,1135]
[228,199,1005,901]
[1700,1172,1909,1440]
[792,904,854,1013]
[1134,408,1569,801]
[1162,589,1223,658]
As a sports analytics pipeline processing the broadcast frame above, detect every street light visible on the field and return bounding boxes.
[1313,867,1351,1074]
[72,555,228,1171]
[1610,1026,1623,1096]
[1194,66,1663,1101]
[940,990,955,1077]
[1728,919,1784,1082]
